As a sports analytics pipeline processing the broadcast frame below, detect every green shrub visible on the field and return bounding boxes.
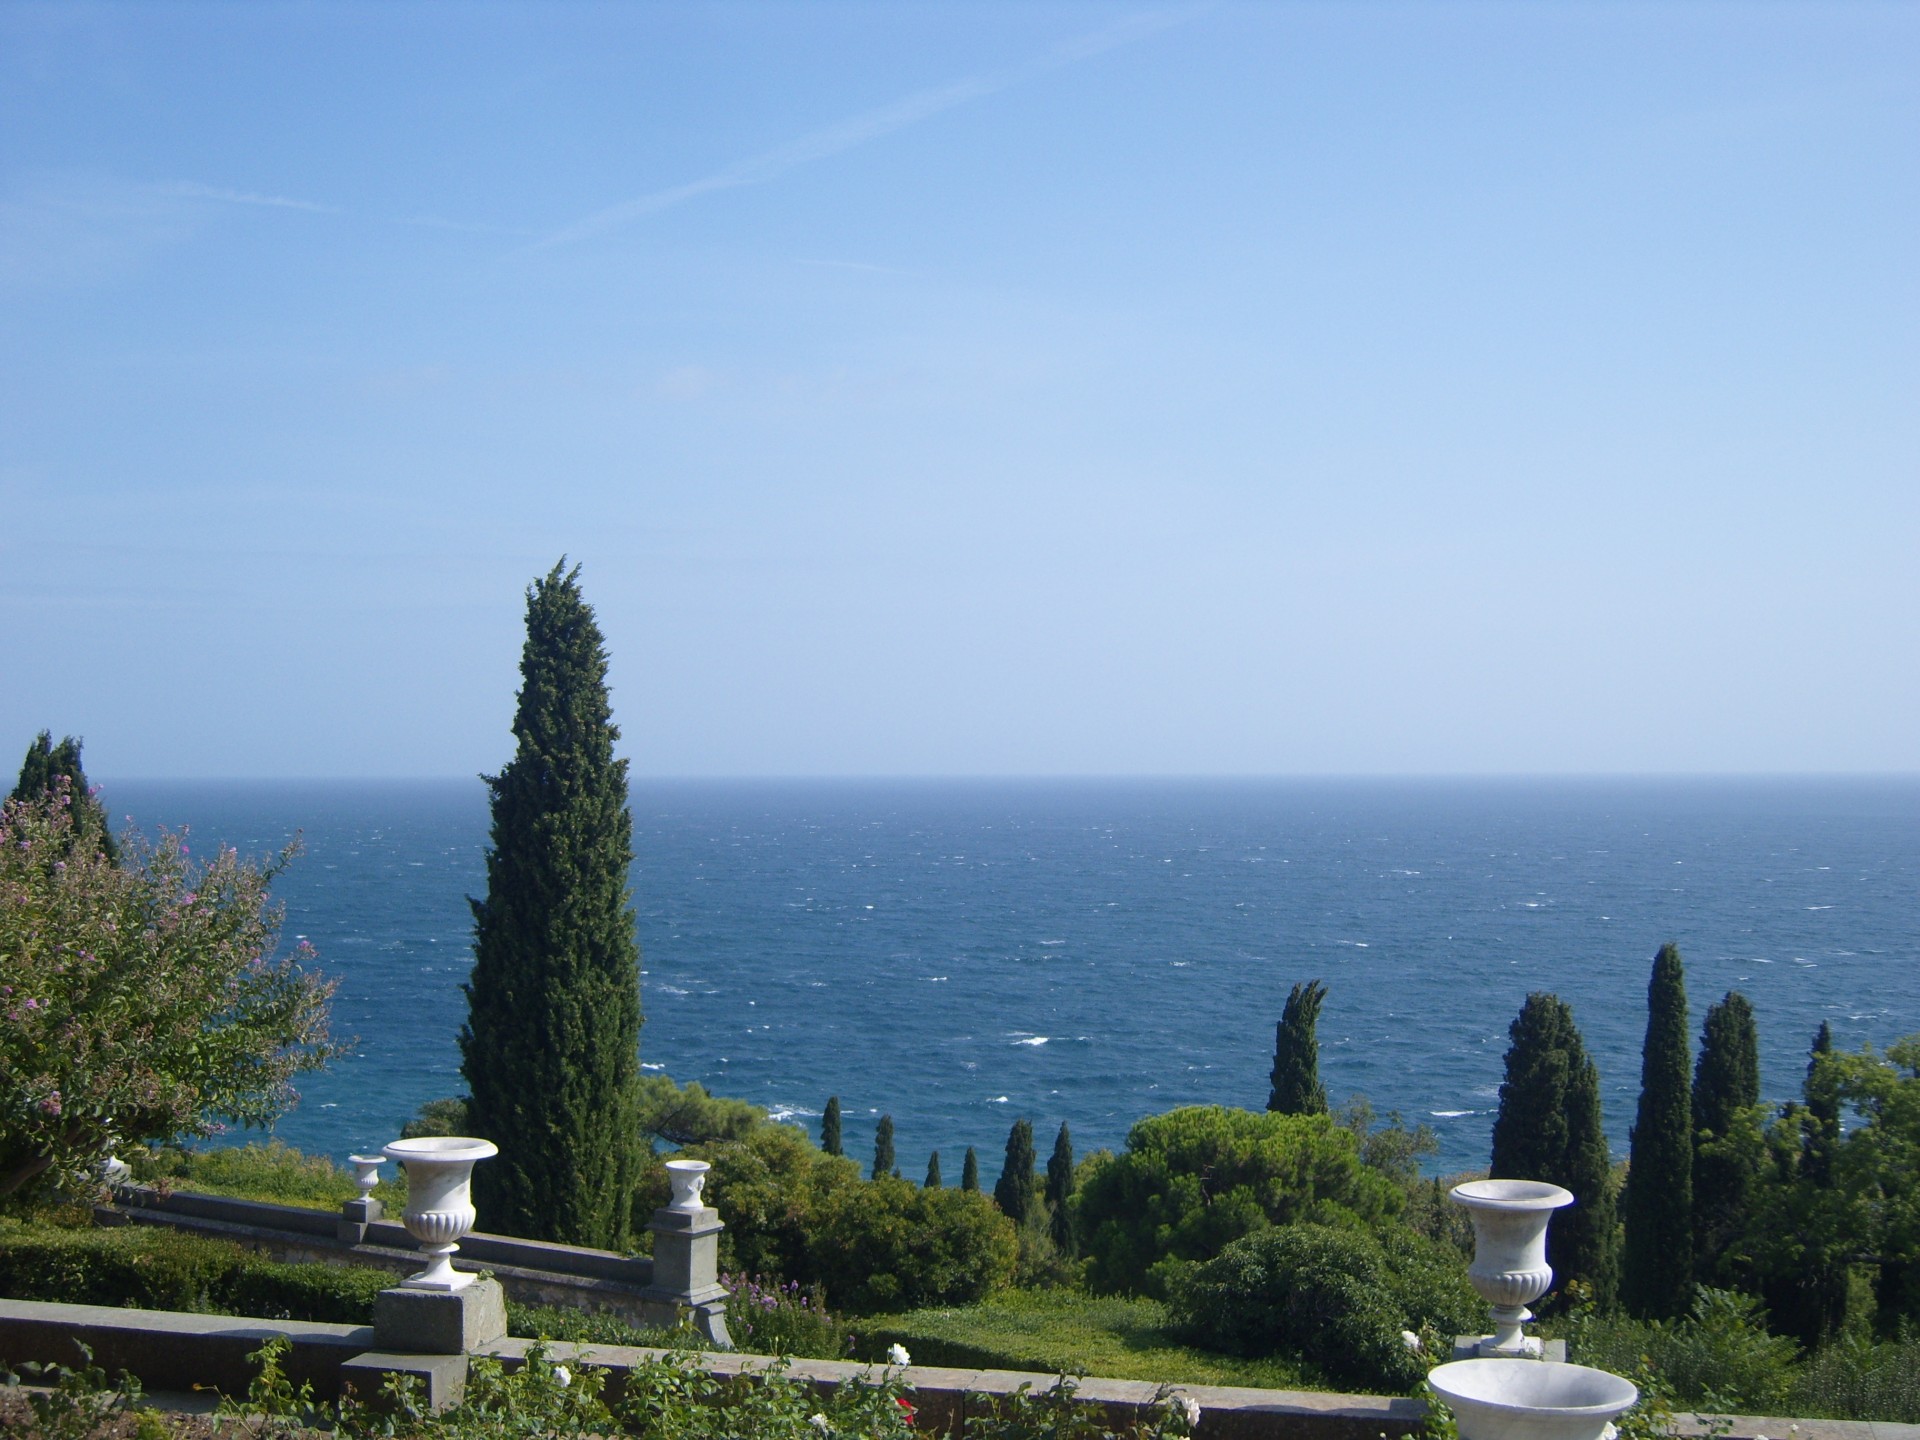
[1165,1222,1479,1393]
[722,1273,849,1359]
[1793,1332,1920,1422]
[0,1218,388,1322]
[808,1175,1017,1314]
[505,1302,690,1348]
[643,1125,861,1279]
[1073,1106,1402,1296]
[1564,1287,1801,1413]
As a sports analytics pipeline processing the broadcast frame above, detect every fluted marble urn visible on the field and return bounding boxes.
[1451,1178,1573,1356]
[383,1136,498,1291]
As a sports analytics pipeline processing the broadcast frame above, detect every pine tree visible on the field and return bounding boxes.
[924,1151,942,1188]
[1267,979,1329,1115]
[1046,1122,1077,1256]
[11,732,116,862]
[821,1097,843,1157]
[961,1146,980,1192]
[873,1115,896,1180]
[1693,991,1761,1284]
[1622,942,1694,1319]
[995,1119,1037,1223]
[459,562,644,1249]
[1489,992,1619,1308]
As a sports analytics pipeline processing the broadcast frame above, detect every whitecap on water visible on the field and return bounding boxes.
[641,1062,665,1071]
[1012,1036,1049,1047]
[1430,1110,1473,1118]
[989,1095,1010,1104]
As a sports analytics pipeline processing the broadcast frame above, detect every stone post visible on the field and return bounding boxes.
[642,1159,732,1346]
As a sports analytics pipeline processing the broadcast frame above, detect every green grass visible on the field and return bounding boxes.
[855,1288,1319,1390]
[137,1141,406,1210]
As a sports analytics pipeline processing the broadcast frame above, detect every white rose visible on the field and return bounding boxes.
[809,1414,832,1433]
[553,1365,571,1388]
[887,1343,911,1367]
[1401,1330,1423,1353]
[1180,1395,1202,1427]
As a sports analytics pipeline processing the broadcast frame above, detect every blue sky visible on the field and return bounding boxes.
[2,2,1914,778]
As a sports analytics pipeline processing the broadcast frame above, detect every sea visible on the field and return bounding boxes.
[102,777,1919,1181]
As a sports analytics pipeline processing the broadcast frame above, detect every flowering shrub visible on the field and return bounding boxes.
[723,1272,850,1359]
[0,784,341,1206]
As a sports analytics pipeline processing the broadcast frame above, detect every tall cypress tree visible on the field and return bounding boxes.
[961,1146,980,1192]
[1267,979,1329,1115]
[1803,1022,1840,1186]
[873,1115,896,1180]
[821,1097,843,1157]
[1693,991,1761,1284]
[1490,992,1619,1308]
[11,731,116,861]
[460,562,644,1249]
[925,1151,942,1188]
[995,1119,1037,1223]
[1622,942,1694,1319]
[1046,1122,1077,1256]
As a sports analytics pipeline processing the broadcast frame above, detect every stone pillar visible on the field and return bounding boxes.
[642,1203,732,1347]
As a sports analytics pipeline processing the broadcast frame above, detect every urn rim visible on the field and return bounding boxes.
[1429,1359,1638,1417]
[383,1136,499,1165]
[1450,1178,1575,1210]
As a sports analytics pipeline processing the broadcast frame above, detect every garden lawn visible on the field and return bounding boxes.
[858,1288,1318,1390]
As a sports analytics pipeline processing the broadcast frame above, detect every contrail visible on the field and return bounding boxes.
[530,6,1204,251]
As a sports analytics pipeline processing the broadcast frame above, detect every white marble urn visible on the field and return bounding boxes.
[665,1158,710,1213]
[1429,1358,1637,1440]
[349,1154,384,1198]
[1451,1177,1574,1355]
[383,1136,498,1291]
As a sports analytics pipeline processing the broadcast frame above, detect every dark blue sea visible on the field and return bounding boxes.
[103,778,1919,1181]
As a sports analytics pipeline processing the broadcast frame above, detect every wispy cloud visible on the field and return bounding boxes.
[531,6,1204,251]
[161,181,338,213]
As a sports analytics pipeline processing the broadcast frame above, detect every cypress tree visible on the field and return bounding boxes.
[1489,992,1619,1307]
[1803,1022,1839,1186]
[873,1115,896,1180]
[11,731,116,861]
[460,562,644,1249]
[1561,1031,1620,1310]
[1693,991,1761,1284]
[1046,1122,1077,1256]
[925,1151,942,1188]
[961,1146,980,1192]
[821,1097,843,1157]
[1267,979,1329,1115]
[1622,943,1694,1319]
[995,1119,1037,1223]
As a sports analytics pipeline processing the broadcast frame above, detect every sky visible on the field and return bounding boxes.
[2,2,1915,779]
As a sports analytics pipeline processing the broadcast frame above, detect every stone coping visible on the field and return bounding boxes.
[3,1298,1916,1440]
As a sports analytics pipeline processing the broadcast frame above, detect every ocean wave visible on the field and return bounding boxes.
[1430,1109,1473,1118]
[1013,1036,1049,1047]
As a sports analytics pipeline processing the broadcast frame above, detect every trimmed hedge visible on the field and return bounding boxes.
[0,1219,388,1322]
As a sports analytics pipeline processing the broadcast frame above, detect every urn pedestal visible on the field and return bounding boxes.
[1451,1178,1573,1357]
